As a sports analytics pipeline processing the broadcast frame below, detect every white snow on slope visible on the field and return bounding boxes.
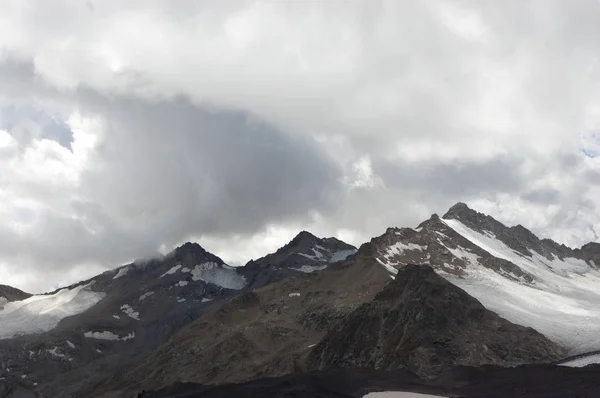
[84,331,135,341]
[295,249,357,273]
[47,347,65,358]
[294,264,329,273]
[384,242,426,261]
[0,283,104,340]
[559,354,600,367]
[376,258,399,277]
[298,247,326,261]
[120,304,140,320]
[330,249,357,263]
[113,266,130,279]
[186,262,246,290]
[139,292,154,301]
[160,264,181,278]
[441,218,600,353]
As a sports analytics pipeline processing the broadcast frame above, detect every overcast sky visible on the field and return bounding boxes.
[1,0,600,293]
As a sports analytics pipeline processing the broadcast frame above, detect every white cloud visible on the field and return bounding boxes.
[0,0,599,292]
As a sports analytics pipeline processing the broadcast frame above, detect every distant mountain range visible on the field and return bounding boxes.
[1,203,600,397]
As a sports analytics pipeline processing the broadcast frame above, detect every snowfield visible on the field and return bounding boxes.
[440,218,600,353]
[0,283,104,339]
[559,353,600,367]
[184,262,246,290]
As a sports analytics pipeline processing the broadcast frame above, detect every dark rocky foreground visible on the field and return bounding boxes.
[139,364,600,398]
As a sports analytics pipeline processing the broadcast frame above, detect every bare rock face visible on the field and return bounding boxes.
[576,242,600,267]
[309,264,565,378]
[0,285,31,303]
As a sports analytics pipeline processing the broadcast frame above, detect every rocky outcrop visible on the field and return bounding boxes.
[309,264,564,378]
[576,242,600,267]
[0,285,31,302]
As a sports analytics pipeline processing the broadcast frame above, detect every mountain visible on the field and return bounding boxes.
[364,202,600,354]
[308,264,563,377]
[80,254,389,397]
[0,242,249,397]
[241,230,357,289]
[3,202,600,397]
[0,233,357,397]
[85,212,575,396]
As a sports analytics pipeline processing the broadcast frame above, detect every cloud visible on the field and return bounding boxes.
[0,0,600,291]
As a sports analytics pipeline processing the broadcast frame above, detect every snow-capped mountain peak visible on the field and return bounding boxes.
[368,202,600,355]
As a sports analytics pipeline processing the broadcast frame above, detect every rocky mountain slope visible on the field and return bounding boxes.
[365,203,600,354]
[0,232,355,397]
[86,216,576,396]
[309,264,563,377]
[81,255,389,397]
[0,285,31,303]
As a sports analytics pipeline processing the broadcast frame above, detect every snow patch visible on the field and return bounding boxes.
[176,280,188,287]
[289,292,301,297]
[112,266,130,279]
[176,297,186,303]
[160,264,181,278]
[294,264,328,273]
[0,282,104,339]
[376,258,400,277]
[139,292,154,301]
[120,304,140,320]
[190,262,246,290]
[298,248,326,261]
[47,347,65,358]
[385,242,426,259]
[84,331,135,341]
[330,249,357,263]
[201,297,213,303]
[66,340,75,349]
[113,315,120,320]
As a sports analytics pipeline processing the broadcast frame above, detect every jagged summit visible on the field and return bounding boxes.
[290,230,319,244]
[239,230,357,290]
[247,230,356,270]
[172,241,225,265]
